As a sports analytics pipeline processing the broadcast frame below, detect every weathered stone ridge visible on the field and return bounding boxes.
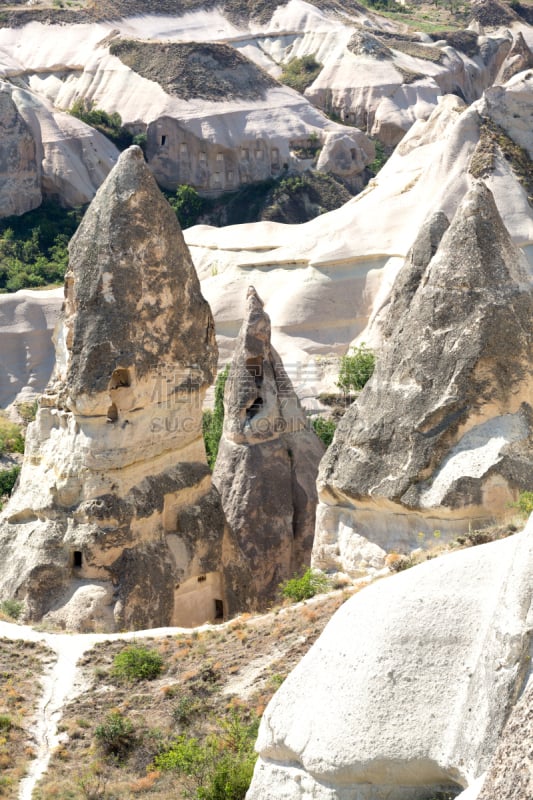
[213,287,324,603]
[0,147,251,631]
[0,83,41,217]
[313,182,533,576]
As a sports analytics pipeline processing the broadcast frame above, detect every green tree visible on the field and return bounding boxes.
[169,185,205,229]
[202,365,230,470]
[336,343,375,395]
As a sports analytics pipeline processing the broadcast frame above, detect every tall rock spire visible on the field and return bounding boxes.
[0,147,249,631]
[314,181,533,576]
[213,287,324,604]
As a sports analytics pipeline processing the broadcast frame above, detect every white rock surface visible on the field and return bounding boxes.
[247,523,533,799]
[0,288,63,409]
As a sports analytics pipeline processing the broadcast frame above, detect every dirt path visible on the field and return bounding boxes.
[0,620,209,800]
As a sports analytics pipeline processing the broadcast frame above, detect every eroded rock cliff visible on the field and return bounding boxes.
[213,287,324,603]
[0,146,250,631]
[313,182,533,576]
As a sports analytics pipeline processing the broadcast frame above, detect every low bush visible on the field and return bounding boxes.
[111,644,164,683]
[0,415,24,455]
[154,711,258,800]
[336,343,375,394]
[0,466,21,498]
[0,599,24,620]
[95,711,137,759]
[280,568,330,602]
[312,417,336,448]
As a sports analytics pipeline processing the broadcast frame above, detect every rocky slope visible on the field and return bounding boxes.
[0,147,251,632]
[213,287,324,603]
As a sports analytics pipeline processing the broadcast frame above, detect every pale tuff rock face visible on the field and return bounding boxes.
[247,525,533,800]
[497,31,533,84]
[213,287,324,603]
[0,82,41,217]
[0,146,250,631]
[313,182,533,576]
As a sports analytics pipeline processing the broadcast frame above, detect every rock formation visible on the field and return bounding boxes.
[0,80,118,218]
[0,146,251,631]
[0,83,41,217]
[213,288,324,603]
[497,31,533,83]
[313,182,533,576]
[247,523,533,799]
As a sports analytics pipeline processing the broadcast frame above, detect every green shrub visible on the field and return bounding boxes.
[0,415,24,455]
[0,599,23,620]
[0,715,12,731]
[155,711,258,800]
[111,644,164,683]
[280,55,322,93]
[515,490,533,516]
[280,568,330,602]
[312,417,336,447]
[202,365,230,471]
[0,467,21,498]
[168,184,205,229]
[95,711,136,759]
[336,343,375,394]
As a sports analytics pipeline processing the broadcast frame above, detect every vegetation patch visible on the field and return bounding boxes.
[336,343,375,394]
[203,366,230,471]
[0,201,84,293]
[280,55,322,94]
[311,417,337,447]
[0,416,24,457]
[429,29,479,58]
[348,30,393,59]
[280,568,331,602]
[69,99,135,150]
[394,64,426,84]
[379,37,445,63]
[260,173,351,225]
[110,40,277,102]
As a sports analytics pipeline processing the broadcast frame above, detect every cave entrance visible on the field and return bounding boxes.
[214,599,224,620]
[72,551,82,568]
[246,396,263,420]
